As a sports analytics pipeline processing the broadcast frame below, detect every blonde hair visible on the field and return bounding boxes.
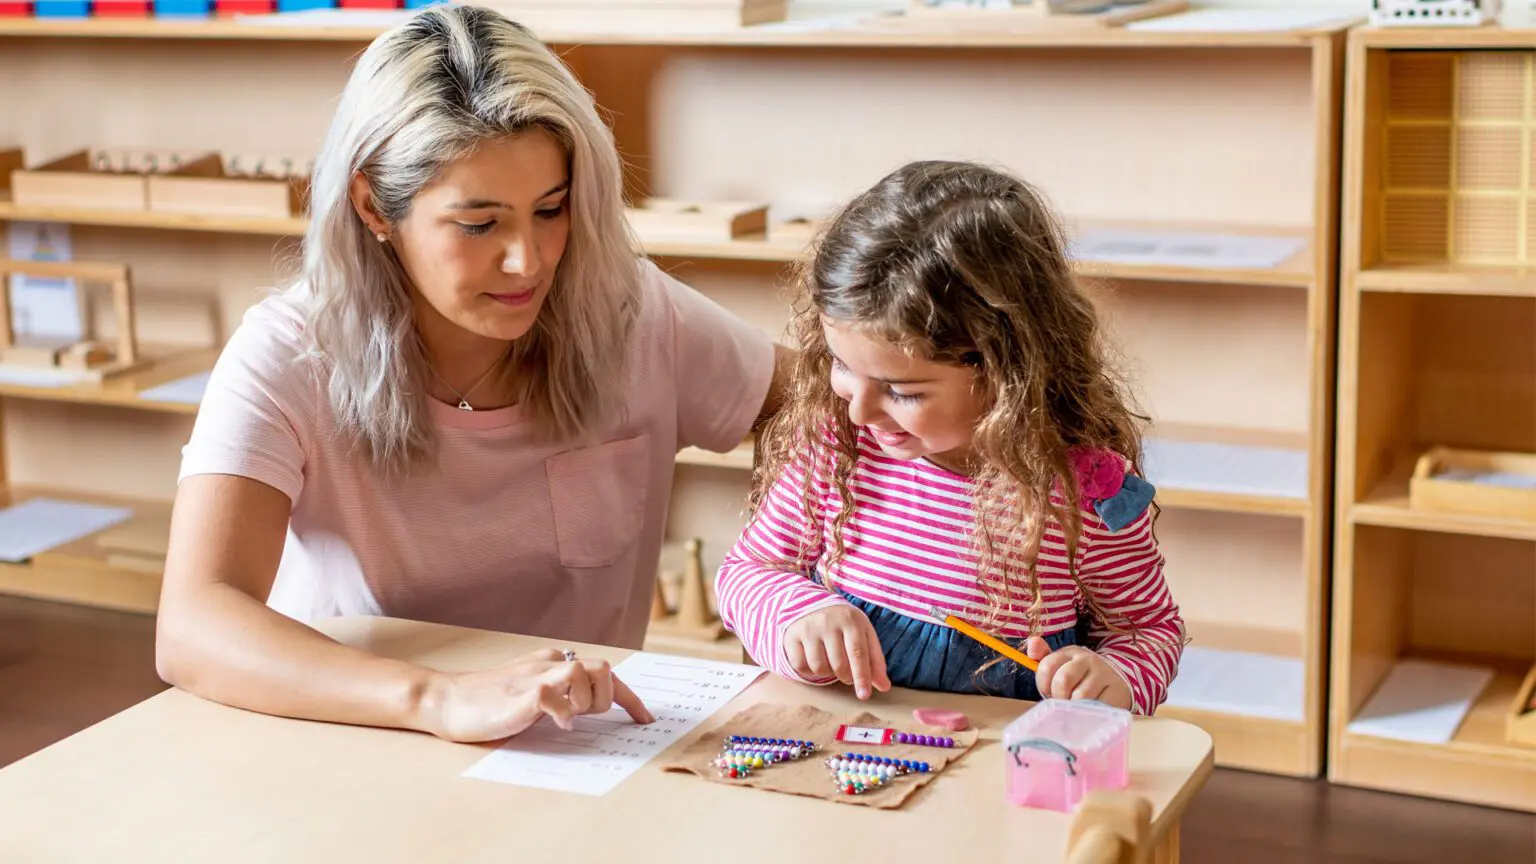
[287,4,639,475]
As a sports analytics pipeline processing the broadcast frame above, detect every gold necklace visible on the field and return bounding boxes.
[426,345,512,411]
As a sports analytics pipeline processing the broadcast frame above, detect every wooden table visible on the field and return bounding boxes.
[0,616,1213,863]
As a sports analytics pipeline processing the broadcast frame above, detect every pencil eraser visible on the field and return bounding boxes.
[913,708,969,731]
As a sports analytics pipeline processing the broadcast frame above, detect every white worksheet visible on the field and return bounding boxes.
[461,652,766,796]
[1144,436,1310,501]
[0,497,134,563]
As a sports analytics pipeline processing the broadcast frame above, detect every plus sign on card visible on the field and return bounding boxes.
[835,724,894,745]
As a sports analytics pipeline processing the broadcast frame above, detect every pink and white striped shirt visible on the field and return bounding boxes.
[715,429,1184,715]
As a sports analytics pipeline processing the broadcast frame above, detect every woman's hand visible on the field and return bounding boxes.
[420,649,655,743]
[1024,639,1132,710]
[783,605,892,700]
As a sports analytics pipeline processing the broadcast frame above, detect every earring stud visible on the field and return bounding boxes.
[375,232,388,243]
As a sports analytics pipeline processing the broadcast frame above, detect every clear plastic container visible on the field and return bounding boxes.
[1002,699,1131,812]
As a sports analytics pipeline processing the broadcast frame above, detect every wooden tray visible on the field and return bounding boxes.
[1408,446,1536,522]
[148,153,310,219]
[627,198,769,242]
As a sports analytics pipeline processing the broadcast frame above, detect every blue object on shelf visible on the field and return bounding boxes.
[34,0,92,16]
[276,0,334,9]
[403,0,446,7]
[154,0,212,15]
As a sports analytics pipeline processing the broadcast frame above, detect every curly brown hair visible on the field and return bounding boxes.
[753,159,1152,637]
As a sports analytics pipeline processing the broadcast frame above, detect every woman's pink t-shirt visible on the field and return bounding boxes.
[178,260,774,650]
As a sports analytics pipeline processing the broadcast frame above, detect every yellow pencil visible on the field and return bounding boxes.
[929,606,1040,672]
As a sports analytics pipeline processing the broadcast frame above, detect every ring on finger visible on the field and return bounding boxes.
[562,649,577,663]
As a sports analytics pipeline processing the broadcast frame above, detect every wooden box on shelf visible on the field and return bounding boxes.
[476,0,787,30]
[10,149,206,212]
[627,198,768,243]
[147,153,310,219]
[1508,663,1536,748]
[903,0,1189,28]
[0,258,145,381]
[1408,447,1536,522]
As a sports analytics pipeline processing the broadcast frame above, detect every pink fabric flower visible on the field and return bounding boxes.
[1069,447,1125,500]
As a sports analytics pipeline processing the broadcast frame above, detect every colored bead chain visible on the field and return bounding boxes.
[715,736,818,780]
[723,736,817,755]
[823,752,930,794]
[892,732,956,748]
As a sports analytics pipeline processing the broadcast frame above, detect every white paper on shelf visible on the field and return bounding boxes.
[1069,228,1306,272]
[462,651,765,795]
[1143,437,1309,500]
[1164,645,1306,723]
[138,371,210,406]
[1125,8,1359,33]
[0,498,134,563]
[1346,659,1494,745]
[0,365,87,389]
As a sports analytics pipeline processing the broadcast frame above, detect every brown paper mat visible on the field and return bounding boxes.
[662,702,980,809]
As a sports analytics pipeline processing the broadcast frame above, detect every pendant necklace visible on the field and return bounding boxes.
[427,345,512,411]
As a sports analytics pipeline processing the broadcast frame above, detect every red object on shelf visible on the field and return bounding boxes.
[215,0,272,13]
[0,0,33,12]
[95,0,154,15]
[340,0,399,7]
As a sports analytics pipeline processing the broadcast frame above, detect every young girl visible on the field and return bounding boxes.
[715,160,1184,716]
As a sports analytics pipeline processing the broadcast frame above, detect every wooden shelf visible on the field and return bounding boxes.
[1351,470,1536,542]
[1335,660,1536,812]
[0,199,306,236]
[1157,707,1310,776]
[0,346,213,415]
[0,485,168,614]
[0,200,1315,286]
[1357,264,1536,298]
[0,13,1356,48]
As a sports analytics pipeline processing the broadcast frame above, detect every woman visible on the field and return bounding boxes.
[155,5,784,744]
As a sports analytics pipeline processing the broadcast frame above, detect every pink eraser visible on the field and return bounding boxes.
[913,708,969,731]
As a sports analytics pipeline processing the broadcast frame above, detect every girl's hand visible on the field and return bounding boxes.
[783,605,892,700]
[1024,638,1132,710]
[420,648,655,743]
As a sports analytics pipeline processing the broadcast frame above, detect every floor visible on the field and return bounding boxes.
[3,594,1534,862]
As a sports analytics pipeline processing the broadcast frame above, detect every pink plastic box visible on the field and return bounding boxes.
[1003,699,1131,812]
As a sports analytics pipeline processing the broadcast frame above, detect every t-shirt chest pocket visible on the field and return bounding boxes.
[545,433,652,568]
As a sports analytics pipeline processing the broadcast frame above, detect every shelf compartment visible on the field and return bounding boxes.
[1357,262,1536,297]
[0,485,169,614]
[1336,658,1536,811]
[1364,50,1536,275]
[1354,464,1536,542]
[0,345,213,415]
[1146,425,1311,518]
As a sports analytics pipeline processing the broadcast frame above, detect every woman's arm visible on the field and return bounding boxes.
[752,343,796,432]
[156,476,652,742]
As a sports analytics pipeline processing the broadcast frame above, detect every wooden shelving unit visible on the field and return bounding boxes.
[0,10,1353,765]
[1331,21,1536,812]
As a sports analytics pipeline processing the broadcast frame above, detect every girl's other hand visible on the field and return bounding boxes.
[783,605,892,700]
[1024,638,1132,711]
[421,648,655,742]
